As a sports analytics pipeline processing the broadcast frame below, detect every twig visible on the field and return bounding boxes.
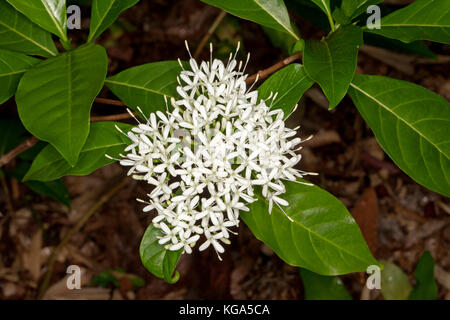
[194,11,227,59]
[91,112,135,122]
[37,176,128,299]
[0,137,39,168]
[94,97,126,107]
[245,52,302,84]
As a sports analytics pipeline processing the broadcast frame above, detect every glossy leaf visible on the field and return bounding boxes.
[88,0,139,42]
[341,0,381,20]
[368,0,450,45]
[349,74,450,197]
[299,268,352,300]
[16,44,108,166]
[304,25,362,109]
[409,251,437,300]
[23,122,132,182]
[0,0,58,57]
[257,63,313,116]
[6,0,68,42]
[140,224,182,284]
[380,260,412,300]
[201,0,299,40]
[241,181,379,275]
[0,49,40,103]
[105,61,184,116]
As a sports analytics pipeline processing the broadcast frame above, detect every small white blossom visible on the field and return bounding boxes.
[114,42,315,259]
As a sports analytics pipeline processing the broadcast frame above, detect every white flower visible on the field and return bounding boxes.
[113,42,315,259]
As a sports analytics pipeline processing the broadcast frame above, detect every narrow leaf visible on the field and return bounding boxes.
[368,0,450,44]
[105,61,184,115]
[201,0,299,40]
[304,25,362,109]
[349,74,450,197]
[409,251,438,300]
[88,0,139,42]
[257,64,313,116]
[0,49,40,104]
[299,268,352,300]
[16,43,108,166]
[241,181,379,275]
[23,122,132,182]
[0,0,58,57]
[6,0,68,41]
[140,224,182,284]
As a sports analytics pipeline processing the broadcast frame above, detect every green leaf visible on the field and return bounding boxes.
[201,0,300,40]
[6,0,68,42]
[348,74,450,197]
[299,268,352,300]
[0,0,58,57]
[341,0,381,20]
[257,64,313,116]
[262,26,298,55]
[380,260,413,300]
[367,0,450,45]
[409,251,437,300]
[0,118,27,155]
[105,61,184,116]
[304,25,362,109]
[88,0,139,42]
[0,49,40,104]
[241,181,379,275]
[140,224,182,284]
[16,43,108,166]
[23,122,132,182]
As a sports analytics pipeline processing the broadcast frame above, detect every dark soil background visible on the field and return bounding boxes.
[0,0,449,300]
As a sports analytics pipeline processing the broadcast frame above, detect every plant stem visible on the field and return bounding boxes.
[194,11,227,59]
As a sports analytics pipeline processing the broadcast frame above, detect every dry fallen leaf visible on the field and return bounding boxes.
[351,187,378,254]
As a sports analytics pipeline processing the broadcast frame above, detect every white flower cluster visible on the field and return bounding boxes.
[115,43,314,259]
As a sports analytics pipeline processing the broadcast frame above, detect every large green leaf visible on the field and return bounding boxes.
[0,49,40,104]
[140,224,182,284]
[299,268,352,300]
[242,181,379,275]
[341,0,381,20]
[409,251,437,300]
[105,61,184,116]
[23,122,132,182]
[304,25,362,109]
[258,64,313,116]
[6,0,68,42]
[367,0,450,45]
[349,74,450,197]
[0,0,58,57]
[16,43,108,166]
[88,0,139,42]
[201,0,300,40]
[380,260,412,300]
